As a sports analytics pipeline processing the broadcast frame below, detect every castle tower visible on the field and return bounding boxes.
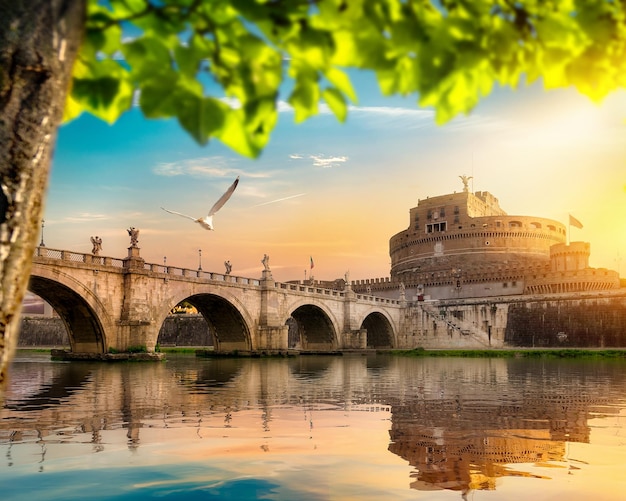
[389,179,567,280]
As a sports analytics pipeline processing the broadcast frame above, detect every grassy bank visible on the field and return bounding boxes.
[158,347,201,354]
[387,348,626,358]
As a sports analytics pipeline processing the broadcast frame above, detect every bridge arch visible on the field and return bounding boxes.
[156,291,253,352]
[286,302,339,351]
[28,270,112,353]
[360,311,396,348]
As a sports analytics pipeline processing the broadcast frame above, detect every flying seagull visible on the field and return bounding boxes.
[161,176,239,230]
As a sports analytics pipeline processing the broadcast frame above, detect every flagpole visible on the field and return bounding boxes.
[568,220,570,245]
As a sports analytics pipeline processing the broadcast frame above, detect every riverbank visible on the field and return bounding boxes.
[387,347,626,358]
[15,346,626,359]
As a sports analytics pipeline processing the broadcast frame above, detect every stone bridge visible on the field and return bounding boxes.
[28,246,404,355]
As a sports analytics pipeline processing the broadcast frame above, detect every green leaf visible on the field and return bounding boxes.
[71,76,133,124]
[288,78,320,123]
[138,72,180,118]
[242,97,278,151]
[217,108,261,158]
[322,87,347,122]
[324,67,357,103]
[123,36,173,81]
[176,95,227,145]
[68,59,133,124]
[174,40,205,79]
[108,0,148,17]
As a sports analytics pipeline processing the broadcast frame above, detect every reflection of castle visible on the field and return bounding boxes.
[383,358,618,496]
[353,179,620,299]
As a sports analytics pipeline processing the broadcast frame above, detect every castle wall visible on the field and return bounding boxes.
[395,291,626,349]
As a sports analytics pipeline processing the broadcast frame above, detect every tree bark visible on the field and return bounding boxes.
[0,0,85,398]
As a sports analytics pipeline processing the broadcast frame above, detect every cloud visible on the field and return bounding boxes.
[64,212,110,223]
[350,105,433,118]
[346,105,434,129]
[153,157,276,179]
[289,153,349,169]
[310,154,348,168]
[153,156,235,177]
[442,112,514,133]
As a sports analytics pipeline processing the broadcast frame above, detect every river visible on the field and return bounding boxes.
[1,351,625,500]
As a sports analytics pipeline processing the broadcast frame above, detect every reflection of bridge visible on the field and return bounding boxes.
[29,246,403,355]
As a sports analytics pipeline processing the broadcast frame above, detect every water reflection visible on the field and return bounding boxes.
[1,353,625,500]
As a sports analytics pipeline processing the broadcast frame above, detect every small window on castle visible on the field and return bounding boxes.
[503,282,508,288]
[496,220,501,228]
[426,222,447,233]
[454,206,459,214]
[454,216,459,223]
[440,208,446,217]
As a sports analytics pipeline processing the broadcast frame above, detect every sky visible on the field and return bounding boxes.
[44,71,626,283]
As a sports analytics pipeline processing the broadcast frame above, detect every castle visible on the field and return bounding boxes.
[352,178,620,300]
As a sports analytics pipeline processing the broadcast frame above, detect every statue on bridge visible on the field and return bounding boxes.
[261,254,270,271]
[127,227,139,247]
[90,236,102,255]
[224,260,232,275]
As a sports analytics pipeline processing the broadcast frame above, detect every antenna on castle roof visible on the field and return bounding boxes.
[471,151,474,193]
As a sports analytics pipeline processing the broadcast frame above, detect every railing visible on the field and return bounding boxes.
[32,246,401,305]
[34,246,124,267]
[33,246,262,286]
[139,261,263,286]
[275,282,346,297]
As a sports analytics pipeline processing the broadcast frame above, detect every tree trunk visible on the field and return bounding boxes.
[0,0,85,398]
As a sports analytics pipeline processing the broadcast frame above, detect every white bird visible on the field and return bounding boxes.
[161,177,239,230]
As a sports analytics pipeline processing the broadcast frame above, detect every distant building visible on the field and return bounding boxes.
[21,292,55,317]
[352,180,620,300]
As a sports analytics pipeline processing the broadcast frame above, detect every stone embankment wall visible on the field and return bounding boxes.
[157,314,213,347]
[19,314,213,348]
[399,291,626,349]
[504,295,626,347]
[18,317,69,346]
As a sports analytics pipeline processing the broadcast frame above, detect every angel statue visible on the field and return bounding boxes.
[459,175,473,193]
[90,236,102,255]
[127,227,139,247]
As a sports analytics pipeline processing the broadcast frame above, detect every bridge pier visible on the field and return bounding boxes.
[257,269,289,352]
[256,326,289,351]
[115,247,158,353]
[342,329,367,349]
[340,285,367,349]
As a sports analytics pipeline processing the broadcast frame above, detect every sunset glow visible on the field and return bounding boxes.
[47,78,626,282]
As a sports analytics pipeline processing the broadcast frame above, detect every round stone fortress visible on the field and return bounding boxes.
[389,182,567,278]
[351,178,620,300]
